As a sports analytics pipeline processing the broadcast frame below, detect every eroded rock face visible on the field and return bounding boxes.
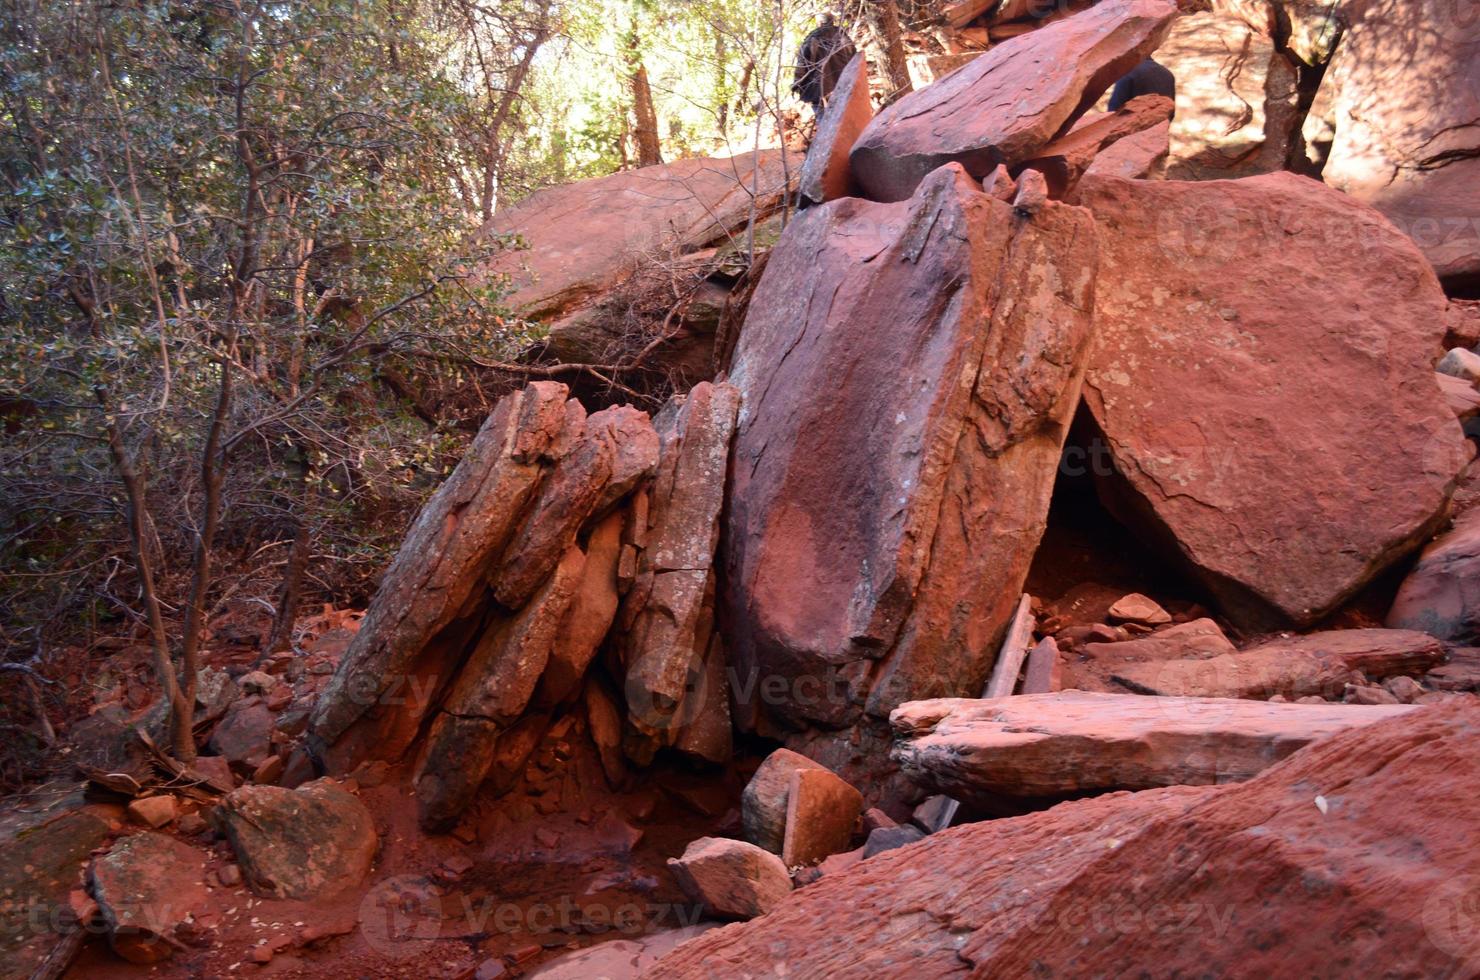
[725,164,1098,732]
[215,780,377,900]
[1322,0,1480,288]
[1079,172,1470,628]
[848,0,1178,201]
[647,700,1480,977]
[890,691,1415,802]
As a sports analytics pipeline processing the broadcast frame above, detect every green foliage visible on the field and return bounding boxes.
[0,0,532,652]
[0,0,833,662]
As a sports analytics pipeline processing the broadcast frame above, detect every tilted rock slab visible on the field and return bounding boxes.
[797,53,872,207]
[1113,628,1447,699]
[1079,172,1471,628]
[620,382,740,763]
[307,384,660,831]
[1016,94,1174,198]
[724,163,1098,729]
[889,691,1414,802]
[646,700,1480,978]
[479,151,793,361]
[309,382,579,766]
[848,0,1178,201]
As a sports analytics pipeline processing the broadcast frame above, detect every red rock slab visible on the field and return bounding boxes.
[90,832,209,964]
[1068,617,1236,691]
[781,768,865,868]
[493,405,659,608]
[667,837,793,920]
[1014,94,1174,197]
[479,151,792,328]
[849,0,1178,201]
[646,700,1480,978]
[1115,628,1449,701]
[415,544,586,830]
[1084,118,1169,179]
[741,748,829,854]
[1020,635,1062,694]
[1079,171,1471,628]
[1437,373,1480,422]
[798,53,872,206]
[889,690,1415,801]
[725,161,1098,728]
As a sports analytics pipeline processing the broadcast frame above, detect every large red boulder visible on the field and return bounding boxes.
[848,0,1178,202]
[1078,172,1471,628]
[724,164,1098,730]
[1322,0,1480,289]
[646,699,1480,977]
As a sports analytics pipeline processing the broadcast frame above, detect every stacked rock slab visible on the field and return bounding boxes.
[619,381,741,764]
[304,382,668,830]
[848,0,1179,201]
[1078,172,1471,628]
[724,163,1099,736]
[797,54,873,207]
[309,382,584,767]
[648,701,1480,977]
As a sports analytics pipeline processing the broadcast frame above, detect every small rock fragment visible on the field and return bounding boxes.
[126,795,177,829]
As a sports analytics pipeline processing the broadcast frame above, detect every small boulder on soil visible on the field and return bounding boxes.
[213,778,377,900]
[90,832,209,964]
[667,837,792,920]
[740,748,828,854]
[126,795,177,828]
[781,768,864,868]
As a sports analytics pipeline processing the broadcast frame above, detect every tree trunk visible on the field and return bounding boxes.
[263,518,310,656]
[628,28,663,167]
[478,0,553,221]
[865,0,913,97]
